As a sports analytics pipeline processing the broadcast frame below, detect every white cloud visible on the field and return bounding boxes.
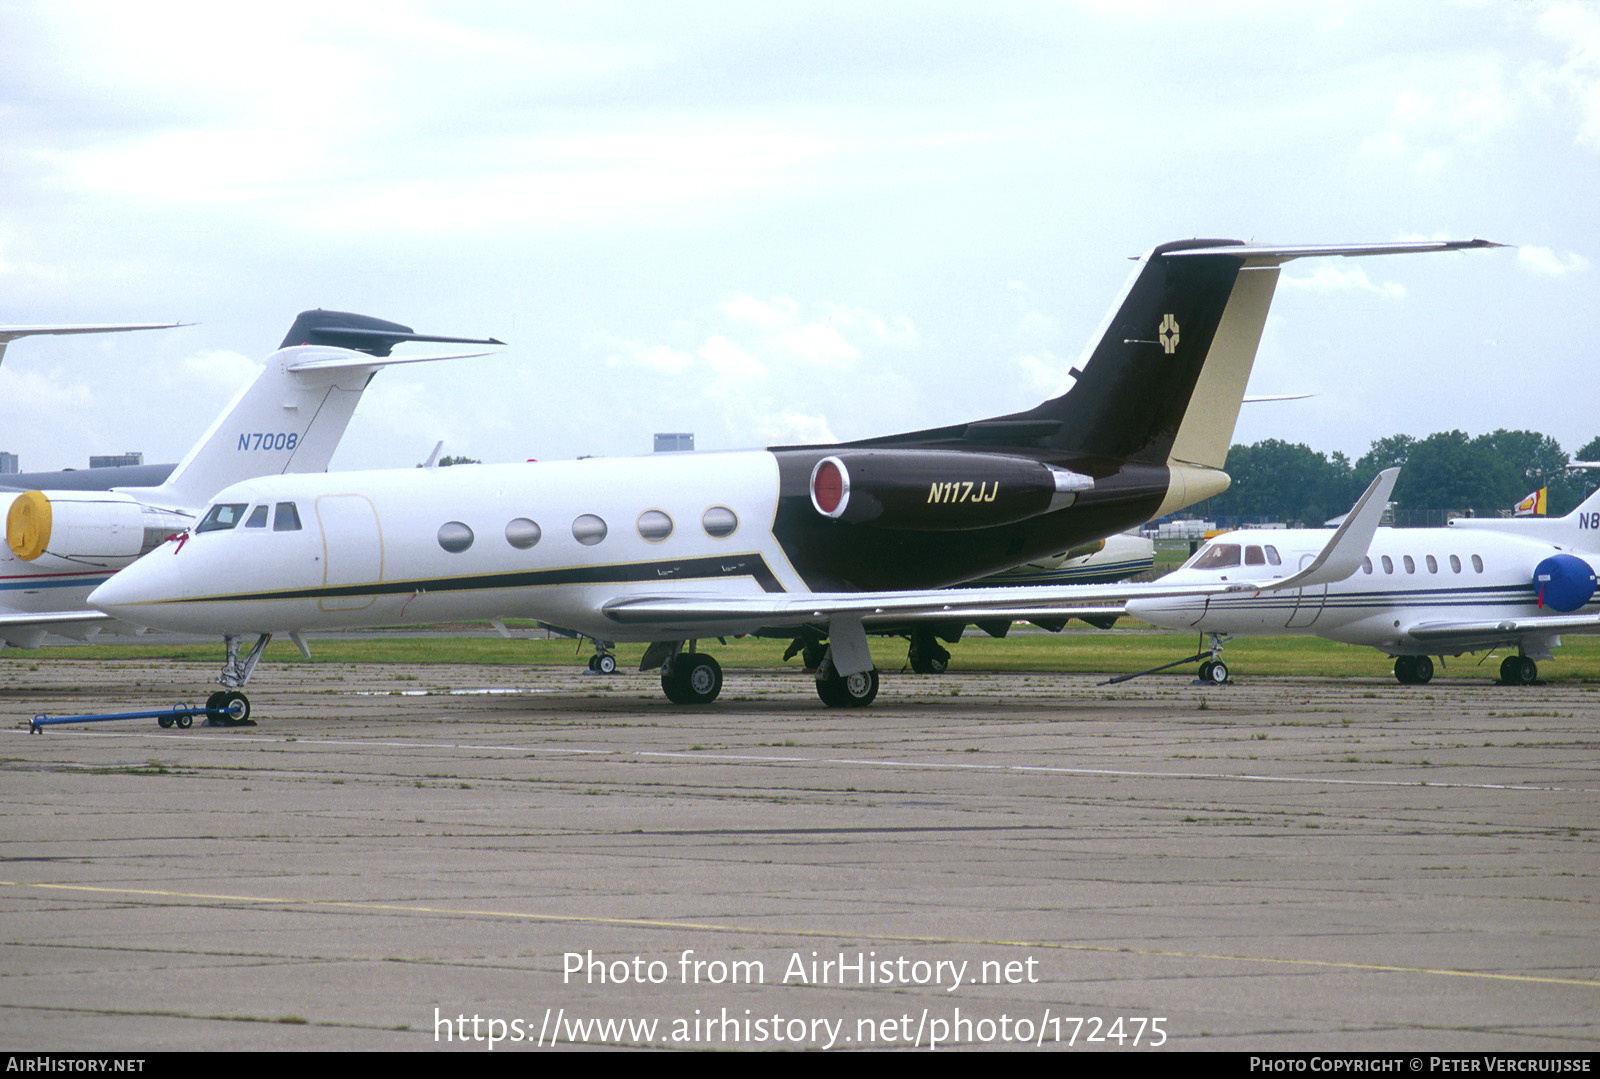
[1,3,1592,467]
[1516,245,1592,276]
[1538,1,1600,151]
[1281,264,1407,298]
[1016,353,1068,398]
[718,295,800,333]
[176,349,258,394]
[747,411,838,446]
[602,340,695,375]
[713,294,913,369]
[0,367,93,413]
[698,334,767,379]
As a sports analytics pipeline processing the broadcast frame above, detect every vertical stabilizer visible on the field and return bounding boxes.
[116,346,392,512]
[115,310,503,515]
[1450,484,1600,550]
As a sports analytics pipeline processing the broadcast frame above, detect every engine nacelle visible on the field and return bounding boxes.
[1533,553,1597,613]
[4,490,188,571]
[807,450,1092,531]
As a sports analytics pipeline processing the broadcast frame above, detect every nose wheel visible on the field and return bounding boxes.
[1195,633,1230,685]
[205,690,253,726]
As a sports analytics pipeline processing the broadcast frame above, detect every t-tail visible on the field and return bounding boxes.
[1450,484,1600,552]
[119,311,503,514]
[854,238,1501,518]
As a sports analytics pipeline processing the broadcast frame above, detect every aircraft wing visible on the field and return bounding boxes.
[1405,613,1600,651]
[607,469,1395,626]
[601,467,1395,672]
[602,579,1224,629]
[0,323,185,366]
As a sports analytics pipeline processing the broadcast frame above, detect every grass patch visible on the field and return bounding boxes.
[8,624,1600,680]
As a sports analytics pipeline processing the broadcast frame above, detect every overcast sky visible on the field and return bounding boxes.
[2,1,1594,475]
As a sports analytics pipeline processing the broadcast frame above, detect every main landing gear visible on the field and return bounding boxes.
[661,651,723,704]
[656,632,883,708]
[1498,654,1538,686]
[816,661,879,707]
[907,628,950,675]
[1393,654,1435,685]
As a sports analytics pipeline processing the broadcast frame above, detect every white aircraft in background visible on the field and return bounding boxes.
[89,235,1484,721]
[881,532,1156,674]
[2,311,501,650]
[1124,485,1600,686]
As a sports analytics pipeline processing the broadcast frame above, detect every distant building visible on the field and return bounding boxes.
[653,433,694,453]
[89,452,143,469]
[0,452,17,474]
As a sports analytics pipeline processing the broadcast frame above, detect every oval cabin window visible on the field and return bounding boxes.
[438,521,475,553]
[702,506,738,539]
[506,518,542,549]
[572,514,608,546]
[637,510,673,542]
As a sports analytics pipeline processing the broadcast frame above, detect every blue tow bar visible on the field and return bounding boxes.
[30,703,226,734]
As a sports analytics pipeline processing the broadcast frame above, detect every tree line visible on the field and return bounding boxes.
[1189,431,1600,528]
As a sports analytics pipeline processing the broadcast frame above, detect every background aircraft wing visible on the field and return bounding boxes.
[0,323,184,366]
[0,609,120,649]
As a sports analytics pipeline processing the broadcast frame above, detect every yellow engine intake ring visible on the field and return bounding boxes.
[6,490,52,561]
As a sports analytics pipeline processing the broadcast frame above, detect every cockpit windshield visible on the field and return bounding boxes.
[1184,541,1283,572]
[1189,543,1240,570]
[196,503,250,533]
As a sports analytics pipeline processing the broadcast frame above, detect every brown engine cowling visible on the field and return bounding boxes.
[806,450,1093,531]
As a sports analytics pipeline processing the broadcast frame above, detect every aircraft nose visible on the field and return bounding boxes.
[89,552,184,622]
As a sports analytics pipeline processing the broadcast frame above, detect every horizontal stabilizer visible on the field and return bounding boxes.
[1166,239,1505,265]
[279,310,503,357]
[285,350,499,373]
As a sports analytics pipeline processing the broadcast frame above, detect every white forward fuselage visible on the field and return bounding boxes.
[1128,520,1599,660]
[2,315,499,649]
[92,453,812,642]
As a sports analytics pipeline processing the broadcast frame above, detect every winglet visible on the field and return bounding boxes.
[1255,468,1398,592]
